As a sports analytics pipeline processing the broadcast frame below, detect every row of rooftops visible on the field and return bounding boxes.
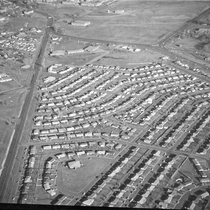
[41,140,123,151]
[17,146,38,203]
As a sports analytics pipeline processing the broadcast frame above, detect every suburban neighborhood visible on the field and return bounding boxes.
[1,0,210,210]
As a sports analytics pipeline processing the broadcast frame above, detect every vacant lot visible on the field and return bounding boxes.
[55,0,209,45]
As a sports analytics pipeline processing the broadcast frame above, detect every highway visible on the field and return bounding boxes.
[0,13,53,203]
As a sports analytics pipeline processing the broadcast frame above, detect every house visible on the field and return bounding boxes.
[110,133,119,138]
[93,132,101,137]
[76,133,84,138]
[67,160,82,169]
[86,150,95,156]
[33,129,40,135]
[189,203,196,210]
[76,151,85,156]
[82,199,94,206]
[79,142,88,148]
[24,176,32,183]
[201,192,209,199]
[35,121,42,126]
[67,49,84,54]
[84,45,100,52]
[88,141,97,147]
[85,132,93,137]
[44,182,51,191]
[67,152,75,158]
[52,145,61,150]
[42,145,52,150]
[71,21,91,27]
[69,143,76,148]
[0,16,6,22]
[55,153,66,159]
[115,144,123,150]
[23,10,34,15]
[47,189,56,196]
[61,144,70,149]
[40,130,49,134]
[66,127,74,132]
[82,123,90,128]
[99,142,106,147]
[97,150,106,155]
[50,50,66,56]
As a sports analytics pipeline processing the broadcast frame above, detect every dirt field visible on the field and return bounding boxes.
[54,0,209,45]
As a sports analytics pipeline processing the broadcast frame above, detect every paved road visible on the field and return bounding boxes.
[0,14,53,203]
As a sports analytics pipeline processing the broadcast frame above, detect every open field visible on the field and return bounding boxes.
[44,51,105,67]
[56,157,111,194]
[54,1,209,45]
[0,89,27,120]
[50,38,87,51]
[0,119,13,172]
[39,4,92,20]
[94,49,164,67]
[2,13,47,32]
